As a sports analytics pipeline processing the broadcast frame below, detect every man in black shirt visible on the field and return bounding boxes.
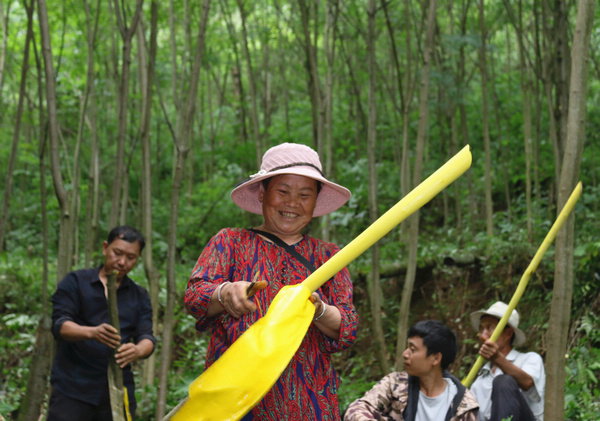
[48,226,156,421]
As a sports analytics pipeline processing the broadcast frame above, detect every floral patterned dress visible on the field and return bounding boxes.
[184,228,359,420]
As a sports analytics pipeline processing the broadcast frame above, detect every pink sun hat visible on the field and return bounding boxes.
[231,143,351,217]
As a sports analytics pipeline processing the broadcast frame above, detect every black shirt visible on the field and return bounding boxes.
[50,266,156,406]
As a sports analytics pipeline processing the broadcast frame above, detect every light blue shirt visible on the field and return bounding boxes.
[470,349,545,421]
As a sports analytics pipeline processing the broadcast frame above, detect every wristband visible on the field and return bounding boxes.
[217,282,230,306]
[314,302,328,321]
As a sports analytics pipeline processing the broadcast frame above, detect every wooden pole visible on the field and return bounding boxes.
[107,271,126,421]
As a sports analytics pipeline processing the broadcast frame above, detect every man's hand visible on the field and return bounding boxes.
[115,343,140,368]
[478,335,501,362]
[92,323,122,349]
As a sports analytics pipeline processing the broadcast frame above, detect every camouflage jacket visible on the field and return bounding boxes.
[344,371,479,421]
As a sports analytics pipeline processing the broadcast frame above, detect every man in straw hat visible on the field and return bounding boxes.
[184,143,358,420]
[470,301,546,421]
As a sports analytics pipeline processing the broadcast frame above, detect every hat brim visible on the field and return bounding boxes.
[470,310,527,347]
[231,166,351,217]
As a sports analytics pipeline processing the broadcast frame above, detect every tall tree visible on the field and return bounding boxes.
[108,0,144,229]
[236,0,262,164]
[83,0,101,268]
[156,1,211,418]
[137,1,161,409]
[395,0,437,368]
[0,0,9,108]
[545,1,595,419]
[298,0,324,151]
[478,0,493,236]
[365,0,389,375]
[16,3,54,420]
[0,0,33,254]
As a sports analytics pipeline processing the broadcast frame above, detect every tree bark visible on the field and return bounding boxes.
[236,0,262,165]
[365,0,389,375]
[137,2,161,407]
[478,0,493,237]
[0,0,32,254]
[108,0,144,229]
[83,0,101,268]
[545,1,595,419]
[0,1,10,112]
[157,1,210,418]
[395,0,436,368]
[298,0,323,151]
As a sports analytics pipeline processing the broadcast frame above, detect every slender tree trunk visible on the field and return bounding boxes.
[298,0,323,150]
[365,0,389,376]
[545,1,595,419]
[156,1,210,418]
[17,5,54,420]
[83,0,101,267]
[0,1,10,109]
[321,0,338,243]
[395,0,436,368]
[0,0,33,254]
[236,0,262,165]
[137,3,161,410]
[478,0,493,237]
[219,0,248,151]
[108,0,144,229]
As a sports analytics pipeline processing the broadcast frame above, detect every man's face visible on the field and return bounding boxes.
[402,336,440,377]
[102,238,141,280]
[478,315,513,348]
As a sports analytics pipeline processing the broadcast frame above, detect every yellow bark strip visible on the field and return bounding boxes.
[462,181,583,387]
[172,145,473,421]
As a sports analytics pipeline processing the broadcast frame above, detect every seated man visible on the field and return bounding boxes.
[469,301,545,421]
[344,320,479,421]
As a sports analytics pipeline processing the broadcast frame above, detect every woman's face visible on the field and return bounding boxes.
[259,174,318,240]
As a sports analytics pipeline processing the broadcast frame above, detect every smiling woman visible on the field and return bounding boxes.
[183,143,358,420]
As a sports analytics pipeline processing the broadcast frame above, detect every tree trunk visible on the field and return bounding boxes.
[156,1,210,418]
[365,0,389,376]
[395,0,436,368]
[545,1,595,419]
[236,0,262,165]
[0,0,32,254]
[108,0,144,229]
[478,0,493,237]
[83,0,101,268]
[298,0,323,150]
[0,1,10,117]
[321,0,338,243]
[137,3,161,409]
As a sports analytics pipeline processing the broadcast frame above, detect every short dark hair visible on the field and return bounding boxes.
[107,225,145,253]
[407,320,457,370]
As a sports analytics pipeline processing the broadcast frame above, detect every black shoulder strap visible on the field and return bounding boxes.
[443,371,466,421]
[249,229,316,273]
[402,374,420,421]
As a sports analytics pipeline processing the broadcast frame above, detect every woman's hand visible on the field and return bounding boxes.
[217,281,267,319]
[310,292,341,340]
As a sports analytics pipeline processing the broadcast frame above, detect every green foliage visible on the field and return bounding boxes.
[564,313,600,420]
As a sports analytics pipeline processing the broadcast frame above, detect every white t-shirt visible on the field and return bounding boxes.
[470,349,545,421]
[415,378,458,421]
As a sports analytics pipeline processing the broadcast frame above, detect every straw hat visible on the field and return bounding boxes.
[469,301,527,347]
[231,143,351,217]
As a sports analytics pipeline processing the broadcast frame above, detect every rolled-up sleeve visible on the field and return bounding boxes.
[184,230,234,332]
[51,273,81,339]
